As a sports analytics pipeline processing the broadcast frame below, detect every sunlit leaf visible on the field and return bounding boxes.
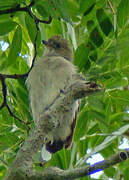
[117,0,129,27]
[109,90,129,106]
[7,25,22,67]
[0,20,17,36]
[77,125,129,166]
[53,0,72,24]
[79,0,95,14]
[89,124,129,155]
[48,149,71,169]
[74,43,90,71]
[74,110,89,141]
[25,14,36,43]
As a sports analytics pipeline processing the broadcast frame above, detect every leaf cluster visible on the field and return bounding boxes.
[0,0,129,179]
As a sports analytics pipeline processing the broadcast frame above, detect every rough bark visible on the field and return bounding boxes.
[4,80,101,180]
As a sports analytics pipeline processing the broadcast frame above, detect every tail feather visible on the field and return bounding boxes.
[46,101,80,154]
[46,140,64,153]
[64,109,78,149]
[46,110,78,153]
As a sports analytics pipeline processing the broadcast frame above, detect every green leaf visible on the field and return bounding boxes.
[65,0,79,20]
[0,14,13,22]
[92,111,108,132]
[84,4,95,16]
[90,135,105,149]
[96,9,113,36]
[110,112,129,123]
[89,124,129,155]
[49,149,71,169]
[74,110,89,141]
[7,25,22,67]
[87,122,99,135]
[35,4,49,17]
[35,0,57,18]
[0,132,19,150]
[0,52,8,72]
[47,19,62,37]
[87,95,104,112]
[90,27,103,47]
[104,75,128,88]
[0,20,17,36]
[0,0,22,8]
[36,0,71,24]
[18,56,29,73]
[0,108,13,125]
[53,0,72,24]
[117,0,129,28]
[77,139,88,157]
[0,165,6,179]
[79,0,95,14]
[87,20,95,32]
[123,167,129,180]
[78,124,129,166]
[104,167,116,178]
[89,51,97,62]
[16,87,28,106]
[74,43,90,71]
[25,14,36,43]
[69,142,77,168]
[109,90,129,106]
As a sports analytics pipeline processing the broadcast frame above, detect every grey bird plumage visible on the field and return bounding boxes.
[26,36,80,154]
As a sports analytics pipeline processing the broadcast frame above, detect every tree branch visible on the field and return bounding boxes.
[4,80,102,179]
[0,0,52,24]
[5,148,129,180]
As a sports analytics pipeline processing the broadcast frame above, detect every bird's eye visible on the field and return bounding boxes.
[56,43,61,49]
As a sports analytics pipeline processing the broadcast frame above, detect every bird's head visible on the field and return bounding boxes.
[42,36,73,61]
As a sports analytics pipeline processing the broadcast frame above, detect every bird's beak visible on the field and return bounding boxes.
[42,40,48,46]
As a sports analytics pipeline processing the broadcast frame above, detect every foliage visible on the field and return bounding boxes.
[0,0,129,179]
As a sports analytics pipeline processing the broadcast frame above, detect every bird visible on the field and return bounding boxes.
[26,36,81,155]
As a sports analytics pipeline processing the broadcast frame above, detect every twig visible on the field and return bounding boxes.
[34,16,52,24]
[0,1,34,15]
[107,0,116,15]
[0,77,30,126]
[0,77,6,109]
[0,158,8,169]
[0,73,28,79]
[0,1,52,24]
[37,150,129,179]
[107,0,117,37]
